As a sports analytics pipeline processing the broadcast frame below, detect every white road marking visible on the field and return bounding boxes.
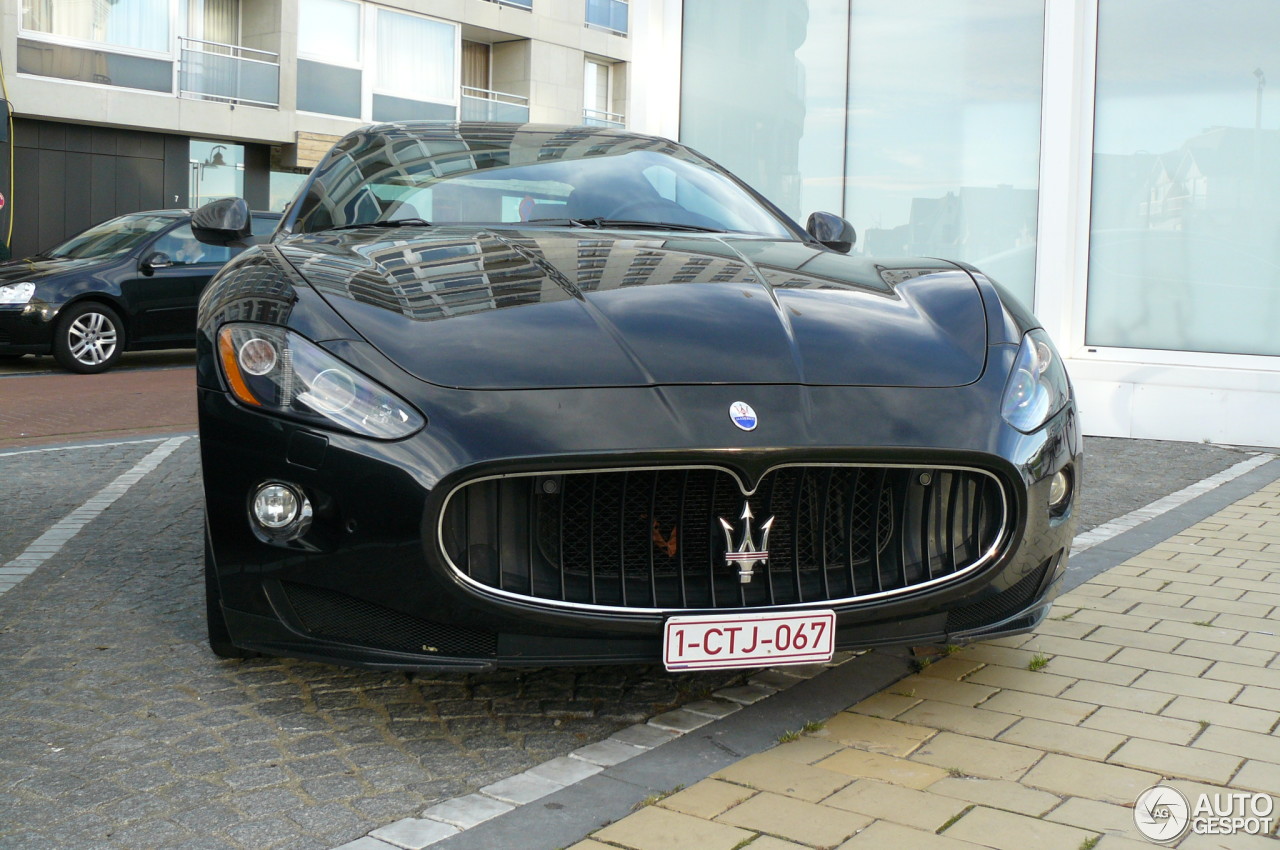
[0,436,190,595]
[0,436,174,458]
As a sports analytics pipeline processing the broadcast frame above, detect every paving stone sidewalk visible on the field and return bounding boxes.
[569,476,1280,850]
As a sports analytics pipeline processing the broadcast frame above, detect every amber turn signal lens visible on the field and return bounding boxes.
[218,326,262,407]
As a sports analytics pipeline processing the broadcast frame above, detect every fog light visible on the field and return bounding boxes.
[250,482,312,541]
[1048,469,1071,509]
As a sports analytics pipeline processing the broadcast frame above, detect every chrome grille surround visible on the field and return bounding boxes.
[437,463,1011,614]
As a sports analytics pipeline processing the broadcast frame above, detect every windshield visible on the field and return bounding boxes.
[290,127,795,238]
[47,214,177,260]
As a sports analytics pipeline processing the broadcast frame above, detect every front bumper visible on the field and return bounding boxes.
[0,306,55,354]
[200,372,1082,671]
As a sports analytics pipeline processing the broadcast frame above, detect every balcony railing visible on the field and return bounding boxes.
[461,86,531,123]
[585,0,628,34]
[486,0,532,8]
[582,108,625,128]
[179,37,280,108]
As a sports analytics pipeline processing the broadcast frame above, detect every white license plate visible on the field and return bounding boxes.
[663,610,836,671]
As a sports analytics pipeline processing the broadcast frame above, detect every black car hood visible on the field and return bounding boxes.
[277,227,987,390]
[0,256,101,286]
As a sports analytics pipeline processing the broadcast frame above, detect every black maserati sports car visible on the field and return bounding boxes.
[0,209,278,373]
[193,122,1081,672]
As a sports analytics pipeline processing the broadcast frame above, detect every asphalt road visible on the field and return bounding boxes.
[0,406,1266,848]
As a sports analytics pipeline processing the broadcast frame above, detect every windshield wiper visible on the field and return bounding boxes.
[528,217,724,233]
[326,218,432,232]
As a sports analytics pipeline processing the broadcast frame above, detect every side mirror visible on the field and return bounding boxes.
[192,198,251,246]
[140,251,172,275]
[805,212,856,254]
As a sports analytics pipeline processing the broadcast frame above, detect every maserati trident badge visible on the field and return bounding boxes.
[720,502,775,584]
[729,401,758,431]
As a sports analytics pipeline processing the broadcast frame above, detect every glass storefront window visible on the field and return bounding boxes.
[1087,0,1280,357]
[845,0,1044,304]
[189,141,245,208]
[681,0,849,221]
[681,1,1044,306]
[270,172,309,213]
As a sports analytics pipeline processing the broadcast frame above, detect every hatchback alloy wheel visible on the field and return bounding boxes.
[53,303,125,373]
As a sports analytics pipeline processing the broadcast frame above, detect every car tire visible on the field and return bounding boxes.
[205,527,259,659]
[53,302,125,374]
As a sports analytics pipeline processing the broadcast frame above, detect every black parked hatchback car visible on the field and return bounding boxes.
[195,122,1081,673]
[0,208,278,372]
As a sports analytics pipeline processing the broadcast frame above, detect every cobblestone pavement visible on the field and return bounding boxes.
[0,440,749,850]
[573,471,1280,850]
[0,435,1267,849]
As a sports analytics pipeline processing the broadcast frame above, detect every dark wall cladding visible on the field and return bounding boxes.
[5,119,190,258]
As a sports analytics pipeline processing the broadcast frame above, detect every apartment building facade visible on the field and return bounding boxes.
[0,0,633,259]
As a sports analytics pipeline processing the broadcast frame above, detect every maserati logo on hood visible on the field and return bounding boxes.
[729,401,758,431]
[719,502,774,584]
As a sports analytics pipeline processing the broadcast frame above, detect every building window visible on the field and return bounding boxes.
[585,0,628,36]
[1085,0,1280,357]
[461,41,531,122]
[22,0,171,53]
[297,0,363,118]
[185,0,240,45]
[583,58,623,127]
[190,141,246,208]
[297,0,457,122]
[372,9,456,121]
[18,0,174,93]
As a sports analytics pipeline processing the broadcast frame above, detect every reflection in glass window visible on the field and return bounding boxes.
[299,0,360,64]
[271,172,309,212]
[190,141,246,208]
[845,0,1044,304]
[292,131,792,237]
[22,0,170,53]
[376,10,455,105]
[297,0,362,117]
[681,0,848,219]
[47,214,175,260]
[152,224,233,265]
[1087,0,1280,356]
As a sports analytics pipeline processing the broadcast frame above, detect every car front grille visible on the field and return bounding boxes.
[439,465,1008,612]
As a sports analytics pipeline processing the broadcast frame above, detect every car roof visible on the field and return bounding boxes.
[355,121,659,144]
[122,209,281,219]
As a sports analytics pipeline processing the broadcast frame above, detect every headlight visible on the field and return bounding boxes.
[1001,329,1070,433]
[217,323,425,440]
[0,282,35,306]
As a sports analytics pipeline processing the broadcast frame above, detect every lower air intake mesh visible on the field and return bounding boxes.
[282,582,496,658]
[946,554,1054,633]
